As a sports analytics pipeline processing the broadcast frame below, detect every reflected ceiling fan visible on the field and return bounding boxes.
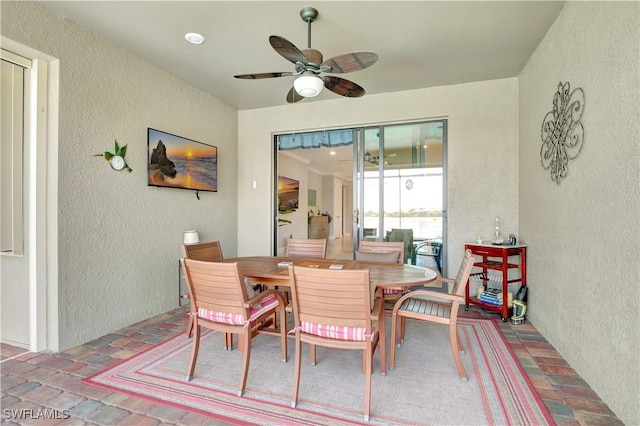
[364,151,397,166]
[340,151,397,166]
[234,7,378,103]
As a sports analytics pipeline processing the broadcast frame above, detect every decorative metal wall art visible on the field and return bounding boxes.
[540,82,585,184]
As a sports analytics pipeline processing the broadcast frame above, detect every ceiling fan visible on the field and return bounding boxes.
[234,7,378,103]
[364,152,397,166]
[341,151,397,166]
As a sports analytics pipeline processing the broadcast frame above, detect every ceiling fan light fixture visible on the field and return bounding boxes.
[294,74,323,97]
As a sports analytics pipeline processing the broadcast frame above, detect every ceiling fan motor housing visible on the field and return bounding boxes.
[300,7,319,23]
[301,49,323,68]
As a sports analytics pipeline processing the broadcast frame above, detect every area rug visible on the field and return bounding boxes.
[83,318,554,425]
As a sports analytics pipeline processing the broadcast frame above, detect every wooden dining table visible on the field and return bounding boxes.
[222,256,439,293]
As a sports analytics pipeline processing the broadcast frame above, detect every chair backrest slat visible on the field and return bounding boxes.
[451,249,476,296]
[286,238,327,258]
[182,241,224,262]
[358,240,404,264]
[182,259,247,316]
[290,267,371,329]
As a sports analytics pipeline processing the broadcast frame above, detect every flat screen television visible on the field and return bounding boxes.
[147,128,217,192]
[277,176,299,213]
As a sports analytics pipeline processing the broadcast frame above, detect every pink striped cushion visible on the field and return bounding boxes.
[383,289,400,295]
[198,294,279,325]
[300,321,374,341]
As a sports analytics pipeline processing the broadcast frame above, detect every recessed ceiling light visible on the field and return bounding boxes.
[330,151,336,156]
[185,33,205,45]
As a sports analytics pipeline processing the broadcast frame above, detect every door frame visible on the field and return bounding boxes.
[351,119,448,273]
[271,119,447,272]
[0,45,57,352]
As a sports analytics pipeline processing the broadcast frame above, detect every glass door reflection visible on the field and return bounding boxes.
[355,121,446,273]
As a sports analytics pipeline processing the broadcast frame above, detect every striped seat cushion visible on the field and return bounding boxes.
[383,288,400,295]
[300,321,375,342]
[197,294,279,325]
[399,297,451,318]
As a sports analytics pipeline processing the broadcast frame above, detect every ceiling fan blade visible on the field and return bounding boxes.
[269,35,308,65]
[234,72,293,79]
[286,87,304,103]
[322,52,378,74]
[323,76,366,98]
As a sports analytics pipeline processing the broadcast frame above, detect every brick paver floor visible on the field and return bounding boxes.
[1,306,624,425]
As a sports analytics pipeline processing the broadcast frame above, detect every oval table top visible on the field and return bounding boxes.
[222,256,438,290]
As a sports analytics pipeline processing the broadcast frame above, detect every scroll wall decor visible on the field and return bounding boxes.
[540,81,585,184]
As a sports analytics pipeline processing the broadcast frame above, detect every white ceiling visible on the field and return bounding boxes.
[39,1,564,111]
[38,0,564,178]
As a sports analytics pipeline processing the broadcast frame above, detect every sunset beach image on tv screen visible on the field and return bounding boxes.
[147,128,217,192]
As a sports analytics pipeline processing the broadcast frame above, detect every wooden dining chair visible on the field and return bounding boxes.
[390,249,475,381]
[181,258,288,396]
[286,238,327,258]
[287,265,385,422]
[182,240,224,261]
[182,241,224,338]
[357,240,405,304]
[357,240,404,263]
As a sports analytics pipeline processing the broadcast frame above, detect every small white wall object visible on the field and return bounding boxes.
[183,230,200,245]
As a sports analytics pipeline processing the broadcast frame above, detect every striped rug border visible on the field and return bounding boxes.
[83,317,554,425]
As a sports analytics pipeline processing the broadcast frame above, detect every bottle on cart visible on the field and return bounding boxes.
[492,217,504,244]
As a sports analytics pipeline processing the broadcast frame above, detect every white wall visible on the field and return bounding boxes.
[238,78,520,273]
[343,182,353,237]
[519,2,639,424]
[1,2,238,351]
[307,170,324,211]
[321,176,335,237]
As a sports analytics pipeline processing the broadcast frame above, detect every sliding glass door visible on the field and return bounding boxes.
[354,120,447,272]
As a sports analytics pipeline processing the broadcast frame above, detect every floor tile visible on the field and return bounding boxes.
[82,403,130,425]
[21,384,63,403]
[0,305,625,425]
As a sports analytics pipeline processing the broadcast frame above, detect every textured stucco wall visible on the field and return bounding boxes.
[519,2,640,424]
[1,2,238,351]
[238,78,520,274]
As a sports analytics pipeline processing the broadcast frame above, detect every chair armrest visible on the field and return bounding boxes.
[432,277,456,293]
[244,289,286,308]
[407,289,464,303]
[420,276,454,288]
[421,276,454,287]
[392,289,464,312]
[370,295,384,321]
